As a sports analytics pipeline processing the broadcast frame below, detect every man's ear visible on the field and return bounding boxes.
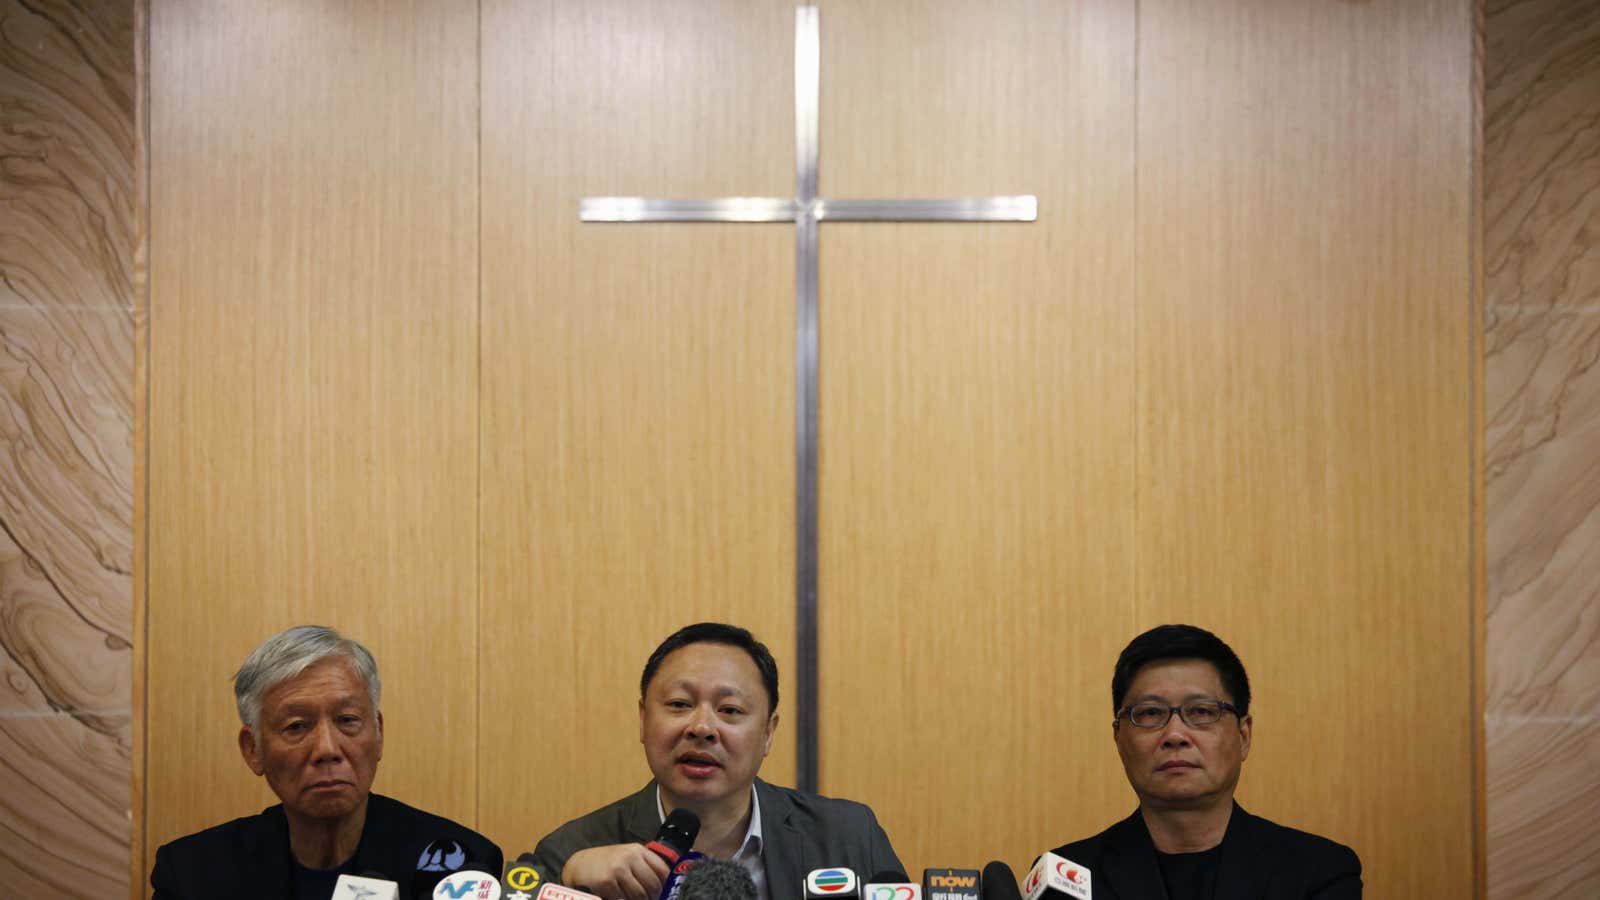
[638,698,646,744]
[1238,713,1253,761]
[238,726,265,776]
[374,710,384,762]
[762,712,779,758]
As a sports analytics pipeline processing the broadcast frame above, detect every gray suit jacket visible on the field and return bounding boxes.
[530,779,903,900]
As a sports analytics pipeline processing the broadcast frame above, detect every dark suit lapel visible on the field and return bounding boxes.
[623,782,662,844]
[1213,804,1269,900]
[755,780,804,900]
[246,804,294,899]
[1094,811,1169,900]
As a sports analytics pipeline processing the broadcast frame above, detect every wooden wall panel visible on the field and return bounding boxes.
[0,0,136,895]
[1485,0,1600,897]
[817,0,1137,876]
[478,0,799,856]
[1137,1,1477,897]
[144,0,479,878]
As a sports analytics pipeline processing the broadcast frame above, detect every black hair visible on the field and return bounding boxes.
[640,622,779,714]
[1111,624,1250,716]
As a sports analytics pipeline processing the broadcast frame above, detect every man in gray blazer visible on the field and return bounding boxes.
[529,623,902,900]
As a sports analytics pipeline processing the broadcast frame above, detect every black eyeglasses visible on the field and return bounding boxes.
[1116,700,1240,729]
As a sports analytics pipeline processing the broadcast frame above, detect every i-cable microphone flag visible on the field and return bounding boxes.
[1021,852,1091,900]
[922,868,981,900]
[805,867,862,900]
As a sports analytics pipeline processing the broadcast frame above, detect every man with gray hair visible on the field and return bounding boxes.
[150,625,500,899]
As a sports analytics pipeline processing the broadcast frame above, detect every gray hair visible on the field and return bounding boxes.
[233,625,381,730]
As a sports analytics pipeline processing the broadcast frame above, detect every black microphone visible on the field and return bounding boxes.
[805,867,861,900]
[863,870,921,900]
[979,862,1022,900]
[647,808,701,864]
[503,852,544,899]
[1020,852,1092,900]
[922,868,980,900]
[676,858,757,900]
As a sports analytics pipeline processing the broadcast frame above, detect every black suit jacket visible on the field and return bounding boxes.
[530,779,903,900]
[1050,805,1361,900]
[150,792,502,899]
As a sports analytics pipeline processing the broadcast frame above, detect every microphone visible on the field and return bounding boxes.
[863,871,922,900]
[658,851,707,900]
[502,853,544,900]
[1021,852,1091,900]
[647,809,701,864]
[922,869,980,900]
[979,862,1021,900]
[677,858,757,900]
[805,868,861,900]
[433,869,504,900]
[333,873,400,899]
[538,886,603,900]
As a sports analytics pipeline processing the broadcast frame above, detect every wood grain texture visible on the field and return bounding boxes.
[0,0,135,895]
[145,0,479,867]
[1485,0,1600,896]
[816,0,1136,876]
[1137,0,1477,896]
[477,0,798,855]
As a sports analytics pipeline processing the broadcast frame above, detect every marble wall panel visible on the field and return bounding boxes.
[0,0,135,896]
[1485,0,1600,896]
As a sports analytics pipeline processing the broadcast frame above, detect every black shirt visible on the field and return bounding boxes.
[291,855,358,899]
[1154,844,1222,900]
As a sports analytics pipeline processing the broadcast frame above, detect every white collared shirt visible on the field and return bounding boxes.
[656,784,770,900]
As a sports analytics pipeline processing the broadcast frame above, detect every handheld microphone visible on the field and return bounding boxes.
[677,858,757,900]
[922,869,980,900]
[805,867,861,900]
[502,853,543,900]
[1021,852,1091,900]
[647,808,701,864]
[433,869,503,900]
[333,873,400,899]
[863,871,921,900]
[978,862,1021,900]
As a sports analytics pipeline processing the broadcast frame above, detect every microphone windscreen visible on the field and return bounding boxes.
[979,863,1021,900]
[649,808,702,863]
[677,858,757,900]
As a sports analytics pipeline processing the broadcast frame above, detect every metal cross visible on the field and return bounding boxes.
[581,6,1036,792]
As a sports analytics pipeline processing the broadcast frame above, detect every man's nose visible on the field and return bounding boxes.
[685,705,718,740]
[1158,716,1194,747]
[309,719,344,762]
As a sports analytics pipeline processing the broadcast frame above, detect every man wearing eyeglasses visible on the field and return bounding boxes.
[1049,624,1361,900]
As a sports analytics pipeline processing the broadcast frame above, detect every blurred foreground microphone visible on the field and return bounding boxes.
[979,862,1021,900]
[648,808,702,864]
[502,853,543,900]
[922,868,980,900]
[863,871,921,900]
[333,873,400,900]
[805,868,861,900]
[432,869,503,900]
[1021,852,1091,900]
[677,858,757,900]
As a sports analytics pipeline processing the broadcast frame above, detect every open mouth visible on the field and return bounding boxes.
[676,753,722,776]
